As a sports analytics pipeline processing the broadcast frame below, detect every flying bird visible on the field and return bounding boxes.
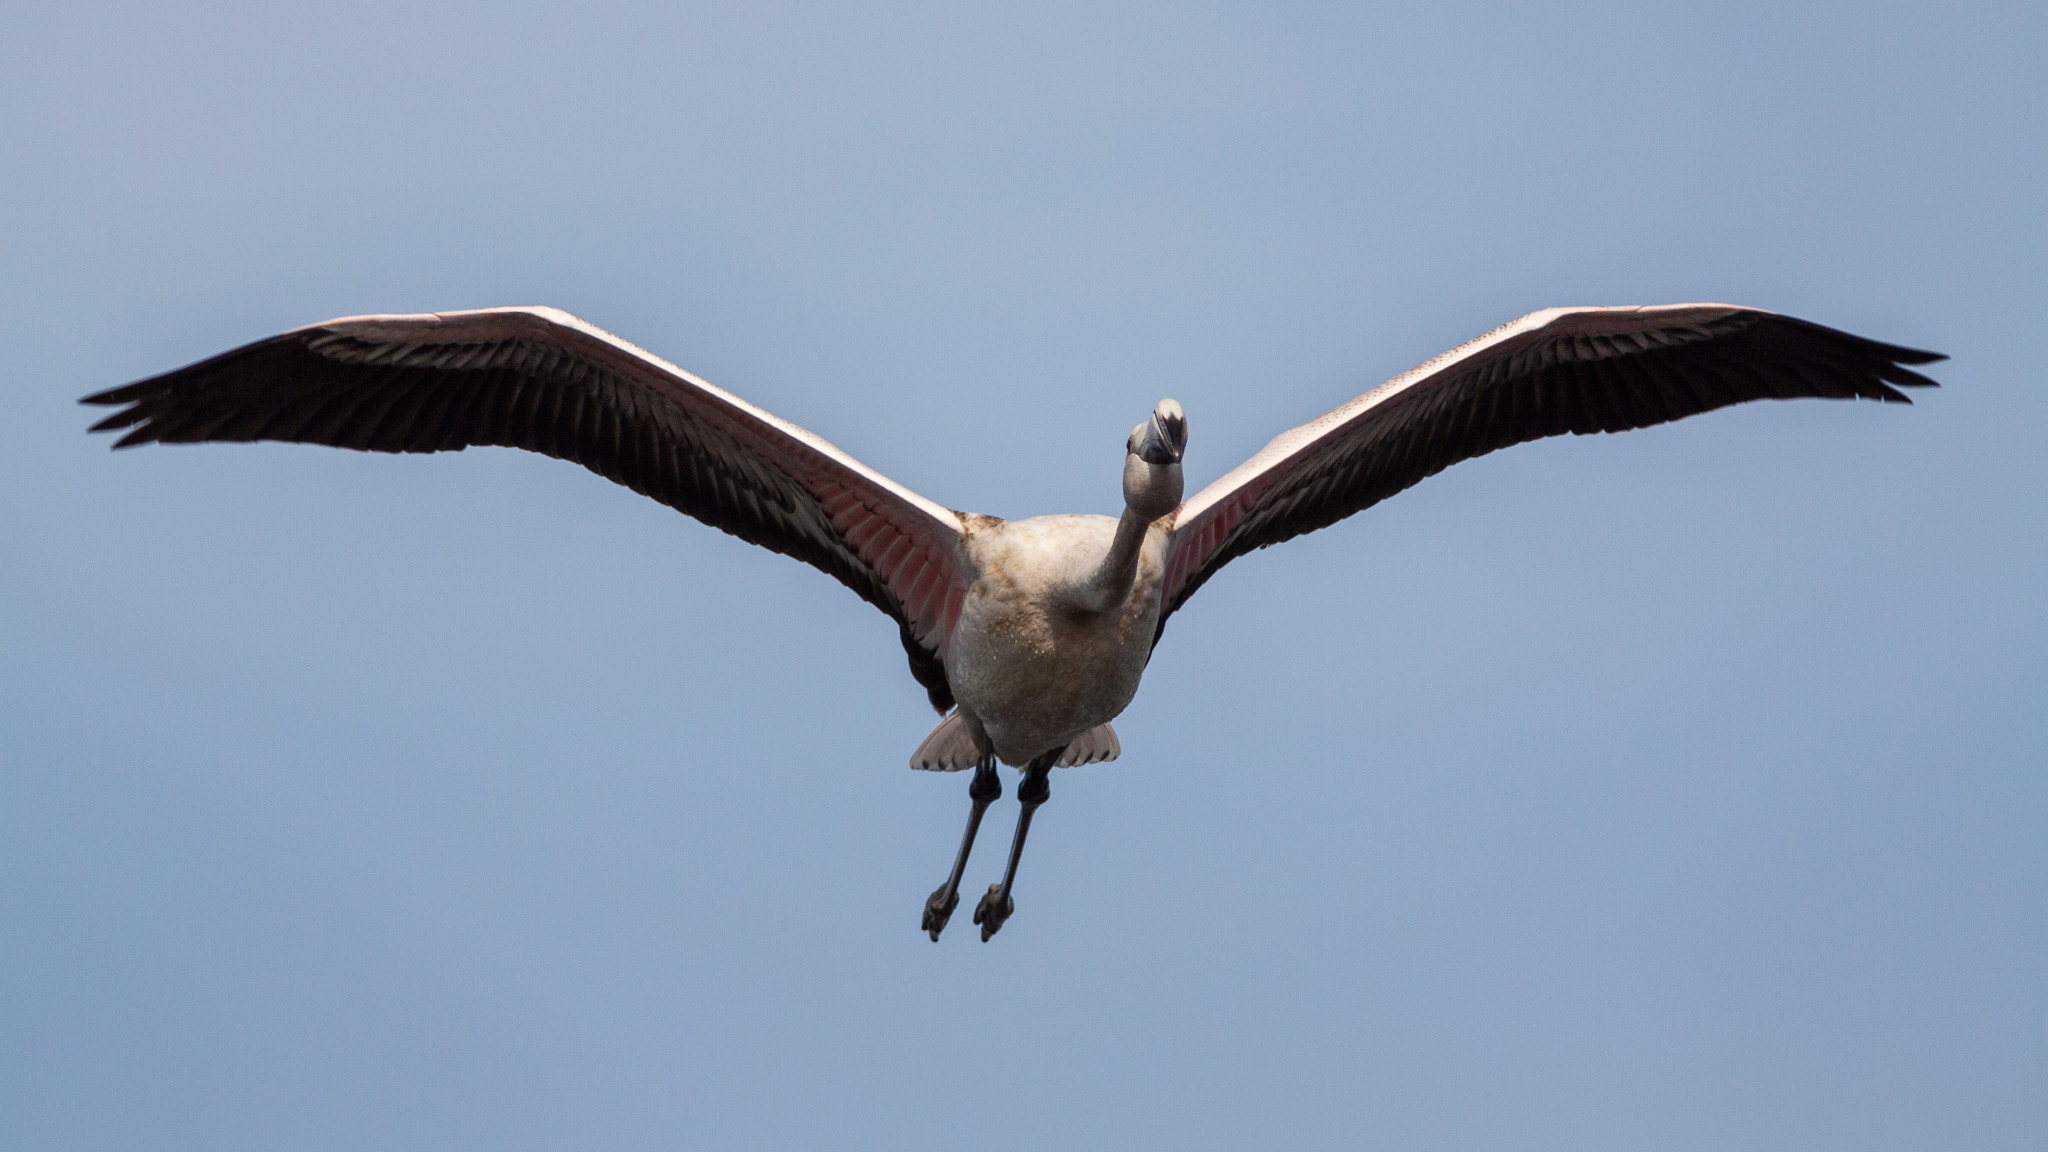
[82,303,1942,940]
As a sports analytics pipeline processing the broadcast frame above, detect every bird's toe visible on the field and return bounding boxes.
[972,884,1014,941]
[923,886,960,942]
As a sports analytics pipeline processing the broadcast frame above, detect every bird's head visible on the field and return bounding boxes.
[1129,398,1187,466]
[1124,398,1187,520]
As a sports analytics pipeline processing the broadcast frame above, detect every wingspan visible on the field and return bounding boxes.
[1158,304,1943,641]
[83,306,973,711]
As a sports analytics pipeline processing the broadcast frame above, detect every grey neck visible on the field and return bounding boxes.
[1071,452,1182,614]
[1074,505,1156,614]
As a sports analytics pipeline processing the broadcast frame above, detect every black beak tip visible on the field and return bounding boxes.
[1133,403,1187,465]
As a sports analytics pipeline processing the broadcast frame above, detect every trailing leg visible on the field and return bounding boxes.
[923,757,1000,941]
[974,746,1063,941]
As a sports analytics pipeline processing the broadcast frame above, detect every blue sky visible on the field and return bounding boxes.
[3,2,2042,1148]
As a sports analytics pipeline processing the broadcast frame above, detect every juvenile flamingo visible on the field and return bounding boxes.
[82,303,1942,940]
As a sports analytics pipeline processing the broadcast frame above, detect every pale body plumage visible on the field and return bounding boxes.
[83,300,1942,940]
[948,513,1171,766]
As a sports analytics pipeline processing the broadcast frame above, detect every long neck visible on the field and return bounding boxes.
[1074,506,1154,614]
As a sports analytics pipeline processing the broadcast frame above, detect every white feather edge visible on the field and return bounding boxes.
[303,306,969,537]
[1168,303,1755,530]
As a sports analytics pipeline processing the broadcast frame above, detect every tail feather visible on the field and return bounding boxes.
[1056,723,1120,767]
[908,714,1122,770]
[910,712,983,771]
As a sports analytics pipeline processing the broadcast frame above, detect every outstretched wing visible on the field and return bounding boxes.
[1159,304,1943,638]
[83,306,972,711]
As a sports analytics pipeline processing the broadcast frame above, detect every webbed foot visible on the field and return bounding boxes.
[923,885,960,942]
[972,883,1015,941]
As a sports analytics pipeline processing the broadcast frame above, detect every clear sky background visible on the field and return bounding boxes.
[3,2,2042,1148]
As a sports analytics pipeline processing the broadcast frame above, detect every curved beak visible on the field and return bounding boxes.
[1134,398,1186,465]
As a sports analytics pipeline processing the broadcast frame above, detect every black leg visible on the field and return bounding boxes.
[973,747,1063,941]
[923,757,1000,941]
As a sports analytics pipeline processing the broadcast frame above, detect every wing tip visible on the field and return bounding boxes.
[81,387,130,407]
[84,382,167,445]
[1863,340,1946,371]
